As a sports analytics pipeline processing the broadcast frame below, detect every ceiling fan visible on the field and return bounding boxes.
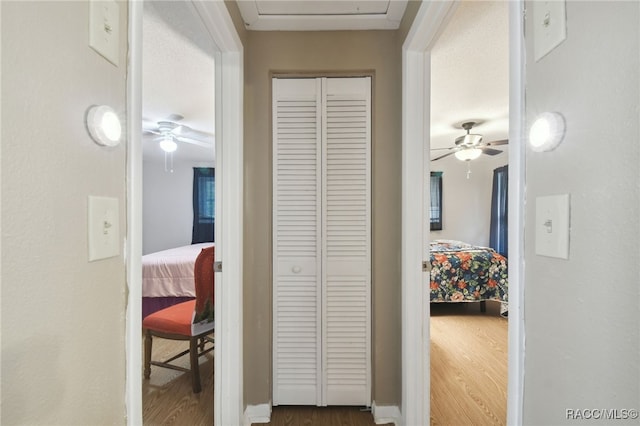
[431,121,508,162]
[142,114,214,154]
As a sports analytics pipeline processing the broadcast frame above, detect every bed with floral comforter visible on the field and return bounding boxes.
[430,240,508,305]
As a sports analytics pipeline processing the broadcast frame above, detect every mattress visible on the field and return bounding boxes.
[142,242,214,298]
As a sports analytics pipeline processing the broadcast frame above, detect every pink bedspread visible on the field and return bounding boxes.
[142,243,214,297]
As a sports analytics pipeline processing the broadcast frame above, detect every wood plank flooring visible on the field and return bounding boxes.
[257,406,386,426]
[141,303,506,426]
[142,337,214,425]
[430,301,508,426]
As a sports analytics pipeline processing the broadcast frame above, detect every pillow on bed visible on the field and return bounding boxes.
[432,239,471,246]
[430,240,474,251]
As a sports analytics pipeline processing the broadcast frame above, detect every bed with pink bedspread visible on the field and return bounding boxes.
[142,243,214,318]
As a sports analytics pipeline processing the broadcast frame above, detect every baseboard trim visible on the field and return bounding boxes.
[372,402,401,425]
[244,403,271,426]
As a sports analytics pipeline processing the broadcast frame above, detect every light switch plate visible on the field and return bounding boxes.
[88,196,120,261]
[89,0,120,66]
[535,194,570,259]
[533,0,567,62]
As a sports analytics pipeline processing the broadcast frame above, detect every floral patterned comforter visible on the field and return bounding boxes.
[430,240,508,303]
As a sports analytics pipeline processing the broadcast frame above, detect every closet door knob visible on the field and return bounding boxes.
[292,266,302,274]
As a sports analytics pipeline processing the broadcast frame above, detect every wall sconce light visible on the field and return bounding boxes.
[86,105,122,147]
[529,112,566,152]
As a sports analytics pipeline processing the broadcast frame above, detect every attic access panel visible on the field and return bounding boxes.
[237,0,408,31]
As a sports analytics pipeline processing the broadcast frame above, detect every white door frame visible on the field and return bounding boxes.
[401,1,525,424]
[125,2,244,425]
[505,2,526,423]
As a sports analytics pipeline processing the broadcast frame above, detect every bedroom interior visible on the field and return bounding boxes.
[140,1,216,423]
[141,0,216,255]
[428,1,509,424]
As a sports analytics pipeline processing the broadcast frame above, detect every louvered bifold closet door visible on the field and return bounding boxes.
[272,78,323,406]
[321,77,371,406]
[273,77,371,407]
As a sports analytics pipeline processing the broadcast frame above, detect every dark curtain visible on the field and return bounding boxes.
[430,172,443,231]
[489,165,508,256]
[192,167,215,244]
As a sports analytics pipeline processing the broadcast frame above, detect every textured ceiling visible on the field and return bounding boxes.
[141,1,508,165]
[430,1,509,163]
[142,1,216,163]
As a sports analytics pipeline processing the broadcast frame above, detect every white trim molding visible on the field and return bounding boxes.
[372,402,401,426]
[401,47,430,426]
[243,403,272,426]
[401,3,458,424]
[125,2,144,424]
[192,2,245,425]
[506,1,526,424]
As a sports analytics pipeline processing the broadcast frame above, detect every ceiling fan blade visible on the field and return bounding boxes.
[176,136,213,149]
[175,125,214,142]
[486,139,508,146]
[482,147,503,156]
[430,146,454,151]
[142,118,160,133]
[431,151,458,161]
[169,124,186,134]
[157,120,181,133]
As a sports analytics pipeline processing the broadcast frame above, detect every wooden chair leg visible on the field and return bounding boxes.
[144,330,152,379]
[189,337,202,393]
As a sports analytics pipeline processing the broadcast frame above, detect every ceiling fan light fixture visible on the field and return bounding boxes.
[455,147,483,161]
[160,136,177,153]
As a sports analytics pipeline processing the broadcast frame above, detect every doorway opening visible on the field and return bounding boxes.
[140,2,216,423]
[126,1,244,425]
[402,1,524,424]
[428,2,509,424]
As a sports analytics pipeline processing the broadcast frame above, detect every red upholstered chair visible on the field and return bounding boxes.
[143,246,215,393]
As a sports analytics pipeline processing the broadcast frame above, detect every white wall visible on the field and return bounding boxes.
[430,153,507,247]
[1,2,128,424]
[523,2,639,424]
[142,159,214,254]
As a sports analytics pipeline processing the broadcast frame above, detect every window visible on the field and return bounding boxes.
[430,171,443,231]
[192,167,215,243]
[489,165,508,256]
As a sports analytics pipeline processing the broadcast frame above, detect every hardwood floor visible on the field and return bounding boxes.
[141,303,506,426]
[255,406,387,426]
[142,337,214,425]
[430,301,508,426]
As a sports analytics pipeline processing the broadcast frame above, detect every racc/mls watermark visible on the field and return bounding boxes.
[566,409,639,421]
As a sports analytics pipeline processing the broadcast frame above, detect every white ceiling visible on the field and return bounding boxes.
[142,1,216,163]
[430,1,509,163]
[141,1,508,165]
